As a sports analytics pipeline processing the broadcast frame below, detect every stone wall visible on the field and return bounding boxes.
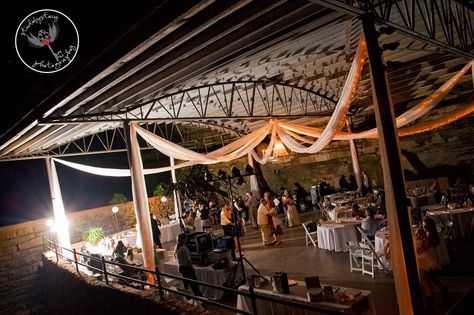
[39,254,207,315]
[0,197,157,314]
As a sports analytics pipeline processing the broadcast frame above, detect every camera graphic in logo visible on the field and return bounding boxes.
[15,9,79,73]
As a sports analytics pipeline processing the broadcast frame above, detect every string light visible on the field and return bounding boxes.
[399,103,474,137]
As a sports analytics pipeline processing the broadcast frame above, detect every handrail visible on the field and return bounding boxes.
[42,237,350,315]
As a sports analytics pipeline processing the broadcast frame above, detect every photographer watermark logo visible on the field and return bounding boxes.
[15,9,79,73]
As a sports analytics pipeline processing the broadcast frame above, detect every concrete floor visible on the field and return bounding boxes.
[163,209,474,314]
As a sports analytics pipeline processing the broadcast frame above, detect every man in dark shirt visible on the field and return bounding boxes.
[150,212,162,248]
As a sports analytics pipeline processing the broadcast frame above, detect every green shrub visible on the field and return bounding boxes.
[82,227,105,245]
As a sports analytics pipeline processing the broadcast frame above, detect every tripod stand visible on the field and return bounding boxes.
[223,176,265,287]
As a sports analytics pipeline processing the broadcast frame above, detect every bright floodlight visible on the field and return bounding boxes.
[45,219,54,227]
[112,206,119,213]
[161,196,167,203]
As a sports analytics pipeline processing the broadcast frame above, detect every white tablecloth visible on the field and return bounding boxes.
[160,222,182,243]
[317,222,359,252]
[121,234,137,248]
[237,281,375,315]
[163,260,232,300]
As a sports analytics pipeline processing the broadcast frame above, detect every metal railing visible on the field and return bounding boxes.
[42,237,348,315]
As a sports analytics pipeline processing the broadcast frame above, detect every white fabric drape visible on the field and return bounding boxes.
[248,152,260,198]
[276,37,367,153]
[276,60,474,141]
[52,157,191,177]
[48,52,472,179]
[170,157,181,220]
[128,123,155,276]
[45,158,72,259]
[133,122,272,164]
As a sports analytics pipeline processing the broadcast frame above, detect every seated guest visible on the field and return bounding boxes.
[454,176,468,194]
[183,210,196,231]
[361,207,380,241]
[198,203,213,233]
[125,248,135,264]
[113,240,127,259]
[352,203,365,219]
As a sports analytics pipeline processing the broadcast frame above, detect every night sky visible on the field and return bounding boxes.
[1,1,169,226]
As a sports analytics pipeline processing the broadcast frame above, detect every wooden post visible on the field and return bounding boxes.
[361,15,423,314]
[346,117,363,192]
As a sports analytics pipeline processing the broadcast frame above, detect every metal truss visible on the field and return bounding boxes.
[312,0,474,59]
[39,81,338,125]
[1,121,241,161]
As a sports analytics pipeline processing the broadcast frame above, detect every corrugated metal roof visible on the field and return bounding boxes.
[1,0,473,161]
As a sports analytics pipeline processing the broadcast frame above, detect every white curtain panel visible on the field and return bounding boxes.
[52,157,192,177]
[276,61,473,141]
[277,37,367,153]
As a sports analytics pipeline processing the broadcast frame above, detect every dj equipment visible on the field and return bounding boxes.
[271,271,289,294]
[186,232,213,253]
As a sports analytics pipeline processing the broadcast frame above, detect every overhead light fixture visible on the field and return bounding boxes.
[379,26,395,35]
[382,42,400,51]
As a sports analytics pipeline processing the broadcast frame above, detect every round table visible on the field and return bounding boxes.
[317,221,359,252]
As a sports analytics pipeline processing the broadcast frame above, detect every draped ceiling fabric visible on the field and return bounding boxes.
[49,44,472,179]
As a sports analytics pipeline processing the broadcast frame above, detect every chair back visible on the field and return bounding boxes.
[346,241,360,252]
[356,226,372,244]
[443,221,454,240]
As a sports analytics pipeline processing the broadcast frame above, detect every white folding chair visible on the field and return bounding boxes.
[358,242,375,277]
[302,221,318,247]
[347,241,363,273]
[357,227,389,273]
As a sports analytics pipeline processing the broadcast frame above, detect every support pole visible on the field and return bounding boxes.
[170,157,182,221]
[123,122,155,283]
[45,158,72,259]
[346,117,362,192]
[362,16,422,314]
[247,152,260,199]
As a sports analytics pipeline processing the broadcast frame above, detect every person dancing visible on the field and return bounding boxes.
[282,189,301,227]
[257,198,276,246]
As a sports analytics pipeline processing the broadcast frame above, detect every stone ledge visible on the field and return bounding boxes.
[39,254,210,315]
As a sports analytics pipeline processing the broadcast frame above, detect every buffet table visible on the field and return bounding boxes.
[317,219,360,252]
[160,221,182,243]
[163,260,234,300]
[237,280,375,315]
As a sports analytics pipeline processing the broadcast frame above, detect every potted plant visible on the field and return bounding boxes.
[82,226,105,246]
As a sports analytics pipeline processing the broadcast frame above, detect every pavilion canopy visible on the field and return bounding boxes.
[1,0,473,161]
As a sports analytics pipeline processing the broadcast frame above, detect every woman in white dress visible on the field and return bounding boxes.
[283,189,301,227]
